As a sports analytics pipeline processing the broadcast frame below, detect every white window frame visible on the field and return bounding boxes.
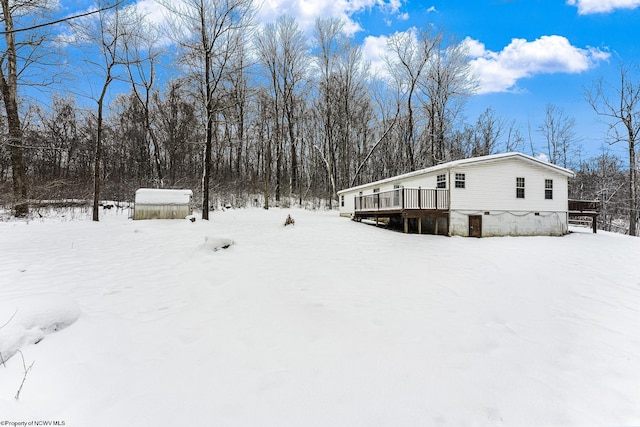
[516,177,525,199]
[545,179,553,200]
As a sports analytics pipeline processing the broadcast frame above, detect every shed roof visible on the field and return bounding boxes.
[135,188,193,204]
[337,152,575,195]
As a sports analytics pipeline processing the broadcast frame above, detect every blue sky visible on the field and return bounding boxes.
[247,0,639,161]
[69,0,640,162]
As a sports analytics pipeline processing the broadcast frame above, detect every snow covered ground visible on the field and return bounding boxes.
[1,207,639,426]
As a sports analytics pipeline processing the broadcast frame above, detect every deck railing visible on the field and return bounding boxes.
[568,199,600,233]
[568,199,600,213]
[355,188,449,212]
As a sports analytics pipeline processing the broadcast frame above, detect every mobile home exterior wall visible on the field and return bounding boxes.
[447,157,570,236]
[337,153,575,237]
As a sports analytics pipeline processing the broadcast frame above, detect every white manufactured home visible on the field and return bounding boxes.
[337,152,576,237]
[133,188,193,220]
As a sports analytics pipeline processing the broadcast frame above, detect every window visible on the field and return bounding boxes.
[437,174,446,189]
[340,195,345,207]
[455,173,465,189]
[545,179,553,199]
[516,177,525,199]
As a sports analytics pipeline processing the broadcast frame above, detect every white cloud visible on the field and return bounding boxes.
[362,34,389,77]
[385,0,403,14]
[134,0,169,25]
[536,153,550,163]
[465,35,610,94]
[567,0,640,14]
[255,0,402,35]
[125,0,409,43]
[426,6,437,13]
[463,38,487,57]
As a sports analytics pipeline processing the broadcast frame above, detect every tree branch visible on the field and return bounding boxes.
[0,0,126,35]
[350,104,400,188]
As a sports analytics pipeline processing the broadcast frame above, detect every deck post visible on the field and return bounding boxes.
[418,217,422,234]
[418,187,421,209]
[593,216,597,234]
[404,217,408,233]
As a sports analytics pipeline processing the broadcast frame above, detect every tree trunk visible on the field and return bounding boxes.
[287,110,298,200]
[0,0,28,216]
[93,75,112,222]
[202,120,212,219]
[93,106,103,221]
[201,8,212,220]
[629,140,637,236]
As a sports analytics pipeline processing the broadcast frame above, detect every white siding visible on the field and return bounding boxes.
[339,192,355,216]
[447,158,570,236]
[449,158,568,212]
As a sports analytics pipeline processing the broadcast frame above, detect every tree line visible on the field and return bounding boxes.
[0,0,638,235]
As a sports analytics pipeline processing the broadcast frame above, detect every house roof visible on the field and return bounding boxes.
[135,188,193,204]
[337,152,575,195]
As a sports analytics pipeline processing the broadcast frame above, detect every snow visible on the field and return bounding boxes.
[1,207,640,426]
[200,236,234,251]
[134,188,193,204]
[0,294,80,365]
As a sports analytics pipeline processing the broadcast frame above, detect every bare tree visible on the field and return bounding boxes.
[385,28,434,171]
[586,64,640,236]
[313,18,346,207]
[313,18,371,206]
[75,1,137,221]
[278,17,308,204]
[254,88,272,208]
[472,107,503,157]
[0,0,57,215]
[538,103,578,168]
[34,94,80,181]
[222,33,249,184]
[123,15,164,187]
[572,149,626,232]
[0,0,122,216]
[164,0,254,219]
[504,119,525,153]
[0,0,28,215]
[154,79,201,186]
[419,32,478,166]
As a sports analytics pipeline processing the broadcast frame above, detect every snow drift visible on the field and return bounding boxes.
[0,294,80,363]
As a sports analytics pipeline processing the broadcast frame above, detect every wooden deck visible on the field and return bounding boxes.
[355,188,449,213]
[568,199,600,233]
[354,188,449,234]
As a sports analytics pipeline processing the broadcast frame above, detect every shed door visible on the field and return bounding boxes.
[469,215,482,238]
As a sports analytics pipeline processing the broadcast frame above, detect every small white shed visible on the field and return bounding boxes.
[133,188,193,220]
